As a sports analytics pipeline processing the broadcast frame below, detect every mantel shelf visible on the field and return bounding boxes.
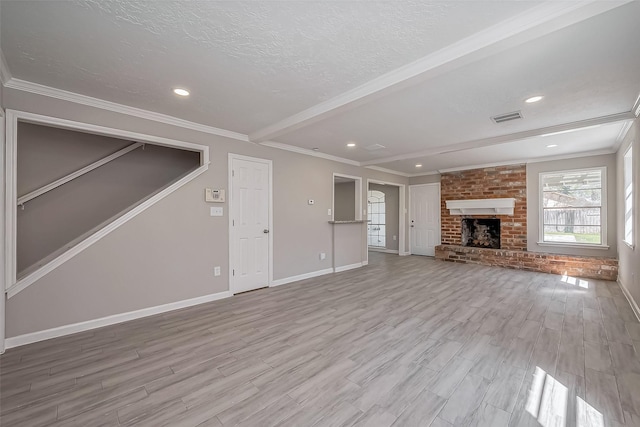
[446,198,516,216]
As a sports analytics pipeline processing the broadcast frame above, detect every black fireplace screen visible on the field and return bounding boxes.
[461,218,500,249]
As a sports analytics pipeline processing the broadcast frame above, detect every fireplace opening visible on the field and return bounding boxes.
[461,218,500,249]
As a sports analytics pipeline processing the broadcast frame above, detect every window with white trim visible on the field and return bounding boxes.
[624,146,633,246]
[540,167,606,246]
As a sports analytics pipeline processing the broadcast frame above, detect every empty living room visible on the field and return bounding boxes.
[1,1,640,426]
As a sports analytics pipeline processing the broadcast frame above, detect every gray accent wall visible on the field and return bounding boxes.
[334,181,356,221]
[3,87,411,338]
[16,123,200,275]
[369,183,399,251]
[526,154,617,258]
[617,118,639,308]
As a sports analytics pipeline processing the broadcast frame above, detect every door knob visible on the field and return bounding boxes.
[263,229,270,233]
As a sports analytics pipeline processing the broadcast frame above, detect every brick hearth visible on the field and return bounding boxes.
[435,244,618,281]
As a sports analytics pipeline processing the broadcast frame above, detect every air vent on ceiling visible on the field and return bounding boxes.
[364,144,386,151]
[491,111,523,124]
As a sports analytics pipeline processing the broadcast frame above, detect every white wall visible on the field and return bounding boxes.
[2,87,410,338]
[526,154,617,258]
[617,119,639,311]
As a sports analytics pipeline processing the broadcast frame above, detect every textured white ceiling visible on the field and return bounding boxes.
[1,0,536,134]
[1,1,639,175]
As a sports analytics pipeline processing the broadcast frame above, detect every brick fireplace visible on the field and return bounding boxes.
[435,164,618,281]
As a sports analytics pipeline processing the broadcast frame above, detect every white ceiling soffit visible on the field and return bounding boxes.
[384,121,629,176]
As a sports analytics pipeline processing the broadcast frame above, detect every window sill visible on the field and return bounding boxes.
[623,241,635,250]
[536,242,610,250]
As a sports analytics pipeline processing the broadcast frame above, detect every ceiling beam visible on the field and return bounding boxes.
[249,0,632,143]
[361,112,636,166]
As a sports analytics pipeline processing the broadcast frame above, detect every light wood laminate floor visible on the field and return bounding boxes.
[2,253,640,426]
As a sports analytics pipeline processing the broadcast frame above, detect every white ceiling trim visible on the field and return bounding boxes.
[362,112,635,166]
[364,166,411,178]
[259,141,360,167]
[3,78,250,142]
[0,49,11,85]
[248,0,632,143]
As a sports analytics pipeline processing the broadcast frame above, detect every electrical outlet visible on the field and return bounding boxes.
[393,235,397,241]
[328,208,332,216]
[320,252,326,260]
[214,266,221,276]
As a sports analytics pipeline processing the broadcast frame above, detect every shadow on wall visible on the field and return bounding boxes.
[16,122,200,278]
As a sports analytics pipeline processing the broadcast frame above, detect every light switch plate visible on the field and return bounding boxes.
[210,207,223,216]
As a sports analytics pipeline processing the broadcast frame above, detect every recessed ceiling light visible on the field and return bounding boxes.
[525,95,543,103]
[546,144,558,148]
[415,164,423,168]
[346,143,356,147]
[173,88,190,96]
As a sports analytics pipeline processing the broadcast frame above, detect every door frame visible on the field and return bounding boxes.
[228,153,273,295]
[0,108,5,354]
[366,179,406,265]
[409,183,441,256]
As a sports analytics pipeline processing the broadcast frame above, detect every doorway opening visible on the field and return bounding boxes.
[366,180,406,263]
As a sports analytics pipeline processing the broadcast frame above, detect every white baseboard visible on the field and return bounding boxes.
[618,277,640,322]
[271,268,334,287]
[368,248,399,254]
[362,260,369,266]
[399,251,411,256]
[5,291,232,349]
[334,262,364,273]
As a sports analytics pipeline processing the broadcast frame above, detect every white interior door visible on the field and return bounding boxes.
[230,156,271,294]
[410,184,440,256]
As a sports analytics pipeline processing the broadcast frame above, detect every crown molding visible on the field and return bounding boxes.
[364,165,410,177]
[4,78,249,142]
[363,112,635,166]
[0,50,11,85]
[613,120,634,152]
[248,0,631,143]
[259,141,360,166]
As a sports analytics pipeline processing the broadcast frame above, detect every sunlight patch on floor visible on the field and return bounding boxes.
[526,367,603,427]
[561,274,590,289]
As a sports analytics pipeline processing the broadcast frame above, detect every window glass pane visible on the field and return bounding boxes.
[543,225,601,244]
[543,207,601,226]
[542,170,602,192]
[541,168,604,245]
[542,189,601,207]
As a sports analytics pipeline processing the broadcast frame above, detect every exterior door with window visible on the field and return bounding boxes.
[230,156,271,294]
[410,184,440,256]
[368,190,386,247]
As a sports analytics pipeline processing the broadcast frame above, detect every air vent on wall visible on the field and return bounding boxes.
[491,111,523,124]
